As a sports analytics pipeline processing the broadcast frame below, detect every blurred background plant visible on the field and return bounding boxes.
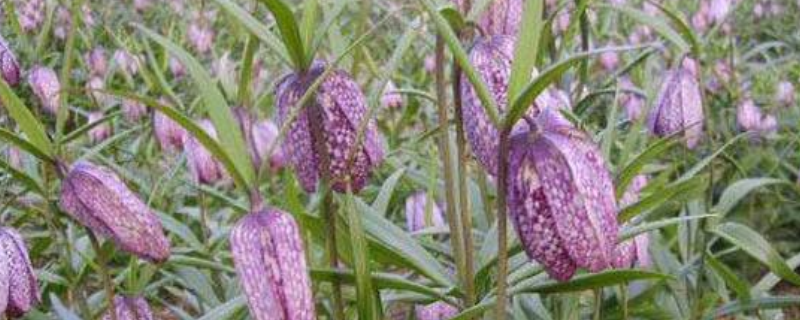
[0,0,799,319]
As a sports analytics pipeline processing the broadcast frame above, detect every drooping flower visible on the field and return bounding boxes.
[646,58,704,149]
[16,0,45,32]
[230,210,315,320]
[506,109,620,281]
[87,77,115,107]
[0,35,20,86]
[276,61,384,193]
[113,50,141,75]
[88,112,112,143]
[708,60,733,93]
[708,0,732,24]
[414,302,458,320]
[691,1,710,33]
[454,0,522,36]
[28,66,61,115]
[381,81,404,109]
[53,5,95,40]
[185,120,228,185]
[461,35,569,175]
[5,146,22,169]
[59,161,171,262]
[153,106,188,153]
[618,77,645,121]
[187,19,214,54]
[737,99,778,136]
[85,47,108,77]
[777,81,795,107]
[101,295,155,320]
[598,44,619,71]
[615,175,651,268]
[405,192,446,232]
[0,227,40,318]
[251,119,288,172]
[169,56,185,78]
[122,99,147,122]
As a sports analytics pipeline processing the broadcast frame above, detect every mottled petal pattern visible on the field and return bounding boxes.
[185,120,228,185]
[0,228,40,318]
[454,0,522,36]
[230,210,315,320]
[153,108,188,153]
[58,162,171,262]
[27,66,61,115]
[0,35,20,86]
[102,295,155,320]
[276,62,383,193]
[414,301,458,320]
[646,58,704,149]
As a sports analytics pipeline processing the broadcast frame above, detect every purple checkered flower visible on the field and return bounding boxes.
[737,99,778,137]
[276,61,384,193]
[454,0,522,36]
[405,192,446,232]
[59,161,171,263]
[614,175,651,268]
[27,66,61,115]
[0,35,20,86]
[187,20,214,54]
[414,302,458,320]
[230,210,315,320]
[0,227,40,318]
[461,35,569,175]
[185,120,228,185]
[646,58,704,149]
[381,81,403,109]
[102,295,155,320]
[85,47,108,77]
[16,0,45,32]
[123,99,147,122]
[251,119,288,172]
[506,109,620,281]
[153,107,188,153]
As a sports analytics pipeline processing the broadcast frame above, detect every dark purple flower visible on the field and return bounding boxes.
[230,210,315,320]
[28,66,61,115]
[414,302,458,320]
[506,109,619,281]
[461,35,568,175]
[276,61,384,193]
[0,227,40,318]
[123,99,147,122]
[186,120,228,185]
[646,58,704,149]
[101,295,155,320]
[0,35,20,86]
[58,162,171,262]
[405,192,446,232]
[454,0,522,36]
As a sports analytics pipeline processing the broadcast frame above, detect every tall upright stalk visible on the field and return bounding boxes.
[306,85,345,320]
[453,60,476,308]
[88,231,117,320]
[494,128,511,320]
[434,37,468,303]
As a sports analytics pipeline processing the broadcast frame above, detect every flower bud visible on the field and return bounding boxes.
[454,0,522,36]
[153,108,187,153]
[646,58,704,149]
[16,0,45,32]
[777,81,795,107]
[102,295,155,320]
[381,81,403,109]
[85,47,108,77]
[405,192,446,232]
[507,110,620,281]
[59,162,171,262]
[88,112,112,143]
[251,120,288,172]
[0,35,20,86]
[123,99,147,122]
[187,21,214,54]
[27,66,61,115]
[0,227,40,318]
[414,302,458,320]
[461,36,567,175]
[276,61,384,193]
[709,0,731,24]
[230,210,315,320]
[598,44,619,71]
[186,120,228,185]
[169,56,185,78]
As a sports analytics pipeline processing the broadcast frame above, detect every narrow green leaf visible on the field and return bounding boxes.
[0,158,45,195]
[0,128,54,163]
[372,168,406,216]
[257,0,308,70]
[712,222,800,286]
[597,4,690,53]
[344,193,378,319]
[704,296,800,320]
[196,296,247,320]
[618,175,706,222]
[616,135,679,198]
[50,293,83,320]
[300,0,319,56]
[753,252,800,294]
[712,178,786,218]
[676,133,747,183]
[645,1,701,56]
[706,255,751,301]
[310,268,455,305]
[507,0,544,106]
[136,26,255,189]
[619,214,718,241]
[210,0,291,65]
[0,79,52,157]
[512,269,672,294]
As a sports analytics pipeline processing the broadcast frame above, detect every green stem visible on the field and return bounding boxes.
[453,61,476,308]
[435,36,468,306]
[56,0,83,150]
[88,231,117,320]
[620,284,628,320]
[494,129,511,320]
[593,289,603,320]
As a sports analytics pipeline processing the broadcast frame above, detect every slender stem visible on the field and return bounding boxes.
[494,129,511,320]
[452,61,476,308]
[435,36,468,305]
[88,231,117,320]
[305,74,345,320]
[477,167,494,223]
[593,289,603,320]
[620,284,628,320]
